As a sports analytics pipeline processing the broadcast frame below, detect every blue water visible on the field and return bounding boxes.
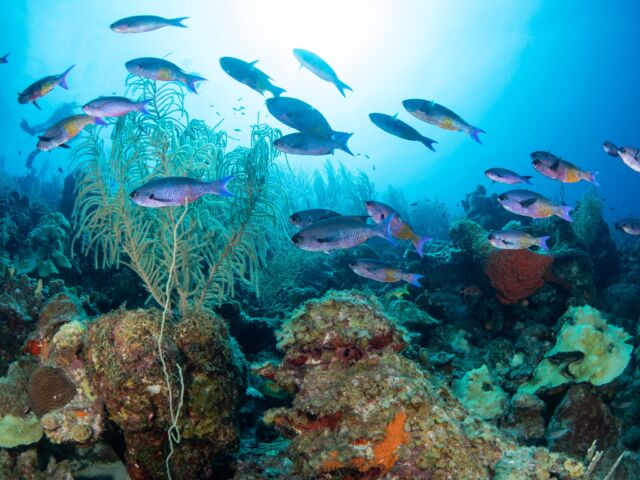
[2,0,638,225]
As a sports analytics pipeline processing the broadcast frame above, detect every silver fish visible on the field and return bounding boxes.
[289,209,341,228]
[484,168,532,185]
[615,218,640,235]
[130,176,234,208]
[293,48,352,97]
[369,113,437,151]
[291,215,395,252]
[83,96,150,117]
[110,15,188,33]
[618,146,640,173]
[273,132,353,156]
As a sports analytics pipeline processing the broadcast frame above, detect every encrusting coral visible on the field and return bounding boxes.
[257,290,588,479]
[519,305,632,395]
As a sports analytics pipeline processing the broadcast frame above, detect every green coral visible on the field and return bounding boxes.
[519,305,632,394]
[453,365,508,420]
[0,414,43,448]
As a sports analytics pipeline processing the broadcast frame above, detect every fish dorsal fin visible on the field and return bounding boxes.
[392,113,398,120]
[249,60,259,66]
[550,160,560,171]
[520,198,538,208]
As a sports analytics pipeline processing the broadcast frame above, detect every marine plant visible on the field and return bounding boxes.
[69,76,282,478]
[70,76,282,312]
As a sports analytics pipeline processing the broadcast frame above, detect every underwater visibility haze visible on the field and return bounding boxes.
[0,1,640,479]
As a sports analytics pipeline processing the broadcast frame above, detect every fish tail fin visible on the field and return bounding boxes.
[209,175,234,197]
[405,273,424,288]
[523,176,533,185]
[335,79,352,97]
[332,132,354,156]
[556,205,574,222]
[413,235,432,258]
[269,85,286,97]
[186,74,207,94]
[537,235,551,251]
[58,65,75,90]
[588,171,600,186]
[137,99,151,115]
[469,126,485,144]
[420,136,437,152]
[20,119,36,136]
[169,17,189,28]
[94,117,107,126]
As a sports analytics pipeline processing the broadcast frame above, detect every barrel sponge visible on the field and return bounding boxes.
[519,305,632,394]
[28,366,77,417]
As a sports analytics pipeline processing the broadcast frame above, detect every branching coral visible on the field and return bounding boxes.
[70,77,282,313]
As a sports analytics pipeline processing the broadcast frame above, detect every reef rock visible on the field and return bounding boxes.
[85,307,247,480]
[258,290,587,480]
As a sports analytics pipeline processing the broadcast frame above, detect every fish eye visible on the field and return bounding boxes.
[532,159,540,165]
[291,233,301,243]
[130,191,139,198]
[619,147,626,154]
[498,194,507,201]
[487,234,495,240]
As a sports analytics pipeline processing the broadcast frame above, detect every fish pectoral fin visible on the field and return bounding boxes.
[149,193,172,203]
[59,143,71,149]
[519,198,538,208]
[38,136,52,141]
[503,239,514,246]
[33,100,42,110]
[550,160,560,171]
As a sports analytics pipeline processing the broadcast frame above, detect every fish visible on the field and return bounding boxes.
[402,99,485,144]
[459,286,482,297]
[603,141,619,157]
[364,200,431,257]
[293,48,352,97]
[130,176,234,208]
[291,214,395,252]
[0,52,9,64]
[410,202,418,207]
[484,168,533,185]
[37,114,106,151]
[349,259,424,287]
[266,97,332,134]
[219,57,285,97]
[289,209,342,228]
[82,96,150,117]
[497,189,573,222]
[615,218,640,235]
[110,15,189,33]
[368,113,437,151]
[273,132,353,156]
[125,57,206,94]
[531,151,599,185]
[20,102,78,136]
[488,230,550,251]
[18,65,75,109]
[617,146,640,173]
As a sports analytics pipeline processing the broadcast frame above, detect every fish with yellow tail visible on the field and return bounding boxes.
[364,200,431,257]
[36,114,106,151]
[402,98,485,144]
[497,190,573,222]
[349,259,424,287]
[18,65,75,110]
[531,151,599,186]
[125,57,206,94]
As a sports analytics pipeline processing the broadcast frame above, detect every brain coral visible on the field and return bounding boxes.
[27,366,76,417]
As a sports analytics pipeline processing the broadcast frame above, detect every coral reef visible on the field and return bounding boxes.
[0,360,41,448]
[453,364,508,420]
[255,291,587,479]
[15,212,72,278]
[461,184,518,230]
